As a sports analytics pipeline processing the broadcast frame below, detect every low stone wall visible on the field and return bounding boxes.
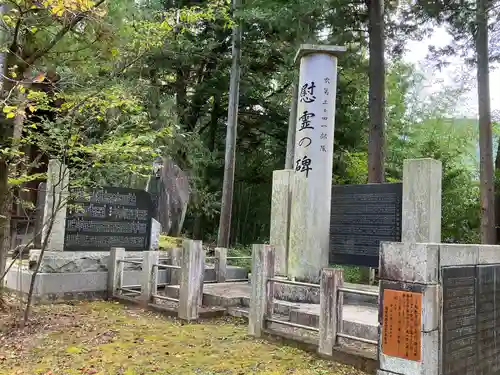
[5,264,248,304]
[28,249,182,272]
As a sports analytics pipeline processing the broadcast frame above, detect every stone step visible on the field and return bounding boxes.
[225,305,377,342]
[162,282,378,342]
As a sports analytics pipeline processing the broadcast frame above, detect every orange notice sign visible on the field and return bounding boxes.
[381,289,422,362]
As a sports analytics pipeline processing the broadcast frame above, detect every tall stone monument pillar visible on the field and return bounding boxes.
[288,44,346,282]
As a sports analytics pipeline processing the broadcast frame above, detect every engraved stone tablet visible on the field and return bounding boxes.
[442,266,477,375]
[63,187,154,251]
[329,183,402,267]
[477,265,500,375]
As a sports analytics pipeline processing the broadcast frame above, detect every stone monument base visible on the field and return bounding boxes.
[28,250,175,273]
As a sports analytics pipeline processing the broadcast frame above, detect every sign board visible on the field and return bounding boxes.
[64,187,154,251]
[329,182,402,268]
[381,289,422,361]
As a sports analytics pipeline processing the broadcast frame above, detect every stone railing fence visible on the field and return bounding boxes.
[248,244,378,356]
[108,239,205,321]
[204,247,251,283]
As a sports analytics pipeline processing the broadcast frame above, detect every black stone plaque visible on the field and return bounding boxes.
[329,183,402,268]
[63,186,154,251]
[442,266,477,375]
[477,265,500,375]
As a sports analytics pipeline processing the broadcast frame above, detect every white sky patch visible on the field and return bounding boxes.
[402,27,500,118]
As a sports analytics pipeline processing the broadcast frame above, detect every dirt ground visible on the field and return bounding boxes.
[0,300,368,375]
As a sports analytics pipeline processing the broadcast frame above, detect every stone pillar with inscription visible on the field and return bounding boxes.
[42,159,69,252]
[288,44,346,282]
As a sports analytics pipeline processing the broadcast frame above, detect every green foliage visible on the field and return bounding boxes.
[0,0,485,248]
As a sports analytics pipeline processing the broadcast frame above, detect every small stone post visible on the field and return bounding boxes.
[178,239,205,321]
[248,244,275,337]
[318,268,343,356]
[34,182,46,249]
[288,44,346,282]
[140,251,159,303]
[270,169,293,276]
[42,159,69,251]
[402,158,442,243]
[107,247,125,299]
[170,247,182,284]
[215,247,227,283]
[149,218,161,250]
[377,242,440,375]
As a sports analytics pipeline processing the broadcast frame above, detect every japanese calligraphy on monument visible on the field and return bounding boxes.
[382,289,422,362]
[294,60,336,181]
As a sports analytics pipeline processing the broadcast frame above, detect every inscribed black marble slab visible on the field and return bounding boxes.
[442,266,477,375]
[64,187,154,251]
[329,182,402,268]
[477,265,500,375]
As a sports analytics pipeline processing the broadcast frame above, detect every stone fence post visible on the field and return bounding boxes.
[140,251,159,304]
[270,170,293,276]
[42,159,69,252]
[402,158,442,243]
[107,247,125,299]
[215,247,227,283]
[170,247,182,284]
[318,268,343,356]
[178,239,205,321]
[248,244,275,337]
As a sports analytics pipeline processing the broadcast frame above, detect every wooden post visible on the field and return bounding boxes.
[107,247,125,299]
[318,268,343,356]
[248,244,275,337]
[178,239,204,321]
[215,247,227,283]
[140,251,159,304]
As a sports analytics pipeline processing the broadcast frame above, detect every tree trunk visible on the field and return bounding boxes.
[217,0,242,248]
[476,0,496,244]
[366,0,385,184]
[0,54,22,296]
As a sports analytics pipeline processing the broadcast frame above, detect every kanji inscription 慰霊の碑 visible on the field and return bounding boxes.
[294,71,335,179]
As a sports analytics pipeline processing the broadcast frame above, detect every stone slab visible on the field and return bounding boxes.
[477,244,500,264]
[270,170,293,276]
[439,244,479,267]
[167,281,379,341]
[5,263,247,302]
[379,330,438,375]
[150,218,161,250]
[379,242,439,284]
[401,158,442,244]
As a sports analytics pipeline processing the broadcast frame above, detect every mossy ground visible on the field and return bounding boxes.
[0,301,368,375]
